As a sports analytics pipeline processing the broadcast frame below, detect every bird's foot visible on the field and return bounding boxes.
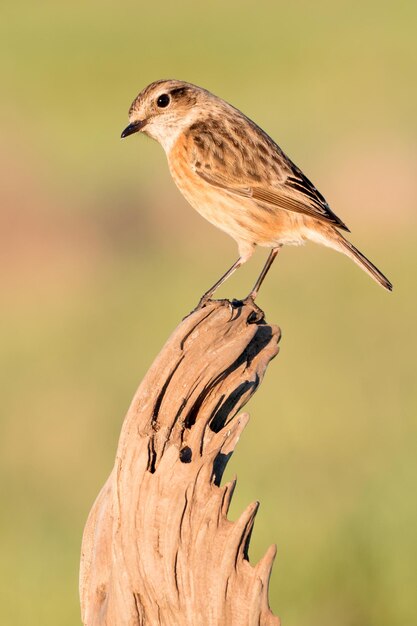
[189,295,230,316]
[231,295,265,323]
[196,293,212,310]
[188,294,264,323]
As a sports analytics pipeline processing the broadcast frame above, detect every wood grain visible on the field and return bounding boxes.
[80,299,281,625]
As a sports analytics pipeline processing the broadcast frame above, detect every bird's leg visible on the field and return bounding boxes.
[197,257,243,308]
[245,246,281,302]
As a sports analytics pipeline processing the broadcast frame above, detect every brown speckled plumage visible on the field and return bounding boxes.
[122,79,392,297]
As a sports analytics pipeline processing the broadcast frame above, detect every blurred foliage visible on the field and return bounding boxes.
[1,1,416,624]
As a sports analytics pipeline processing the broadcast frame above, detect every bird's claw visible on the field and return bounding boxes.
[190,295,264,324]
[195,294,212,310]
[231,296,265,323]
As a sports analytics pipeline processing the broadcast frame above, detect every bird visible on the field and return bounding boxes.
[121,79,392,303]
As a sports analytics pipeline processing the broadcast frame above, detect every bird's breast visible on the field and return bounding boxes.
[166,134,307,248]
[168,135,239,228]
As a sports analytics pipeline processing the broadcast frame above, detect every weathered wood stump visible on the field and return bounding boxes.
[80,299,281,625]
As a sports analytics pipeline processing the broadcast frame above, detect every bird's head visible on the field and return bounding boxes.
[121,79,208,151]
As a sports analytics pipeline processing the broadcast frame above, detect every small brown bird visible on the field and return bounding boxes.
[121,79,392,301]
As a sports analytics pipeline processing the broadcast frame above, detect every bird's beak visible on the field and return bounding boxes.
[121,119,147,138]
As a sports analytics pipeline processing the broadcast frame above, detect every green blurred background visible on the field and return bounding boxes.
[1,0,416,624]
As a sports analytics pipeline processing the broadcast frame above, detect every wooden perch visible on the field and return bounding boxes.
[80,299,281,626]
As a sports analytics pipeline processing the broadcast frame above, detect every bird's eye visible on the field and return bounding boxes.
[157,94,170,108]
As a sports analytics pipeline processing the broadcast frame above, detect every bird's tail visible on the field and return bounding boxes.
[337,235,393,292]
[306,227,393,291]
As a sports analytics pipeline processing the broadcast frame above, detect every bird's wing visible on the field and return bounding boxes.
[190,128,349,232]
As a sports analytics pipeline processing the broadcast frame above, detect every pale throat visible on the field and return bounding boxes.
[145,110,199,154]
